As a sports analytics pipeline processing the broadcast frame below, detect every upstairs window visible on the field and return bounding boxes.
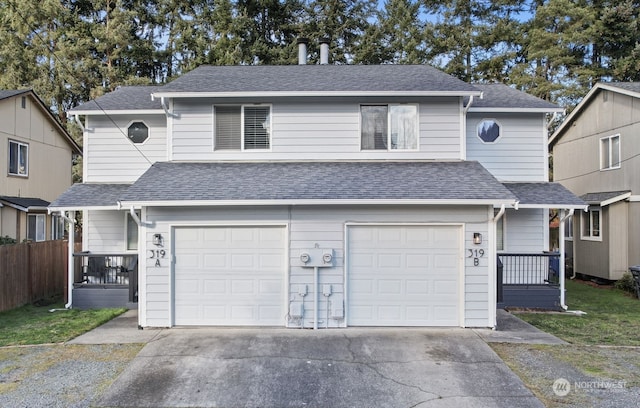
[477,119,501,143]
[581,207,601,241]
[127,122,149,144]
[8,140,28,176]
[361,104,418,150]
[214,105,271,150]
[600,134,620,170]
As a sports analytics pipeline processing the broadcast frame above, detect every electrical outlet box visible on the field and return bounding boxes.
[297,284,308,297]
[330,294,344,319]
[289,302,304,318]
[323,284,332,297]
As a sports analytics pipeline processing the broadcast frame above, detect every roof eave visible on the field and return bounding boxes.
[69,109,164,115]
[516,203,589,210]
[468,107,564,113]
[48,205,122,212]
[118,198,517,208]
[151,90,483,99]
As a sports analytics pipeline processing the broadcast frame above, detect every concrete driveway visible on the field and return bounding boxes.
[93,326,544,408]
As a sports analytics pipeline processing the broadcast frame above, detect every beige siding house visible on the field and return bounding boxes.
[0,90,81,242]
[550,82,640,280]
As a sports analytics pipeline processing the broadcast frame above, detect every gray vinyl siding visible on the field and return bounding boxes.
[83,209,129,253]
[84,115,167,183]
[503,208,547,253]
[609,202,628,280]
[466,113,546,182]
[574,209,609,279]
[139,205,491,328]
[170,97,462,161]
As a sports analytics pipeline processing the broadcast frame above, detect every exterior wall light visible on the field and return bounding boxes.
[473,233,482,245]
[153,233,164,246]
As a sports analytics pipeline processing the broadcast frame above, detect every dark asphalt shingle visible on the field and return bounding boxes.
[154,65,480,94]
[604,82,640,94]
[468,84,561,110]
[49,184,131,208]
[70,86,162,112]
[504,183,586,207]
[0,90,30,100]
[580,191,631,205]
[118,161,516,203]
[0,196,49,210]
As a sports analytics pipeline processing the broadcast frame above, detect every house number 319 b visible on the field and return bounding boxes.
[467,249,485,266]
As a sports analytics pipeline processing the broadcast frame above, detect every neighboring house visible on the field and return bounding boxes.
[50,46,584,327]
[550,82,640,281]
[0,90,81,242]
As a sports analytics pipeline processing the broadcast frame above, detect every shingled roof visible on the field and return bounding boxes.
[49,184,131,209]
[70,86,163,113]
[504,183,587,209]
[468,84,563,112]
[118,161,516,205]
[151,65,481,96]
[0,196,50,211]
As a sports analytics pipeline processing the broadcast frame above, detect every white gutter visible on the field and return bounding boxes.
[73,114,86,132]
[493,203,506,222]
[464,95,475,114]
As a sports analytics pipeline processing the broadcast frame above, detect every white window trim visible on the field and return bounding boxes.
[600,134,621,171]
[580,208,602,242]
[27,213,46,242]
[359,103,420,151]
[125,120,151,145]
[213,104,272,151]
[476,118,503,144]
[8,139,29,177]
[51,214,65,240]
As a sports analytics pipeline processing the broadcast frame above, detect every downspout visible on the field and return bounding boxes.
[493,203,506,222]
[61,211,76,309]
[559,209,574,310]
[73,114,85,132]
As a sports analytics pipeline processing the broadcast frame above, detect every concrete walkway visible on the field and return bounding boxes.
[473,309,568,345]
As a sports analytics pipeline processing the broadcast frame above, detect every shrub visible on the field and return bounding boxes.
[615,272,638,296]
[0,235,17,246]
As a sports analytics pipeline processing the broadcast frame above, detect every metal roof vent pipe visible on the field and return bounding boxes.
[297,38,308,65]
[319,37,330,65]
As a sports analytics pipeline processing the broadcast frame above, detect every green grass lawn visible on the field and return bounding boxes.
[0,303,126,346]
[516,279,640,346]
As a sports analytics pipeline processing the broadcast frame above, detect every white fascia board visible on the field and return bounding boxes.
[601,192,632,207]
[468,107,564,113]
[118,198,516,208]
[69,110,164,116]
[151,90,483,99]
[516,204,589,210]
[1,202,28,212]
[27,206,49,212]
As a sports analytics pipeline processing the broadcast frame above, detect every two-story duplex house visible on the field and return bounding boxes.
[550,82,640,281]
[0,89,81,242]
[50,53,584,328]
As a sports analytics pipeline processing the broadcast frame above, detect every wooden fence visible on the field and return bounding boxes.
[0,240,69,312]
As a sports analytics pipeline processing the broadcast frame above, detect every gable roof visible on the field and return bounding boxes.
[116,161,516,206]
[70,86,163,114]
[0,89,81,155]
[467,84,563,113]
[504,183,587,209]
[0,196,50,212]
[549,82,640,147]
[151,65,482,98]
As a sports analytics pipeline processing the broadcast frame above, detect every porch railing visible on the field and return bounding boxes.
[498,252,560,286]
[73,252,138,302]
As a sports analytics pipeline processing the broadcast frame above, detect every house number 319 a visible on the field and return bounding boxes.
[149,249,166,267]
[467,249,485,266]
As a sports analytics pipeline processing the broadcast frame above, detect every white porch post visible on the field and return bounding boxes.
[65,211,76,309]
[559,209,567,310]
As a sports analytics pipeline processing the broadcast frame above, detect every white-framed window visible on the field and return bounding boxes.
[581,207,602,241]
[27,214,46,242]
[214,105,271,150]
[51,215,66,240]
[477,119,502,143]
[125,212,139,251]
[8,140,28,176]
[127,121,149,144]
[495,208,505,251]
[600,134,620,170]
[564,215,573,240]
[361,104,418,150]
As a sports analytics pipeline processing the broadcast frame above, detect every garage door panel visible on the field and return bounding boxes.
[174,226,284,326]
[348,225,461,327]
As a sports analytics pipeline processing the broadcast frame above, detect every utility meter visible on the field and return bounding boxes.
[300,253,310,264]
[323,252,333,264]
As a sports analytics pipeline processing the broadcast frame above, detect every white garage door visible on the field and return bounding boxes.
[173,226,285,326]
[348,225,461,326]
